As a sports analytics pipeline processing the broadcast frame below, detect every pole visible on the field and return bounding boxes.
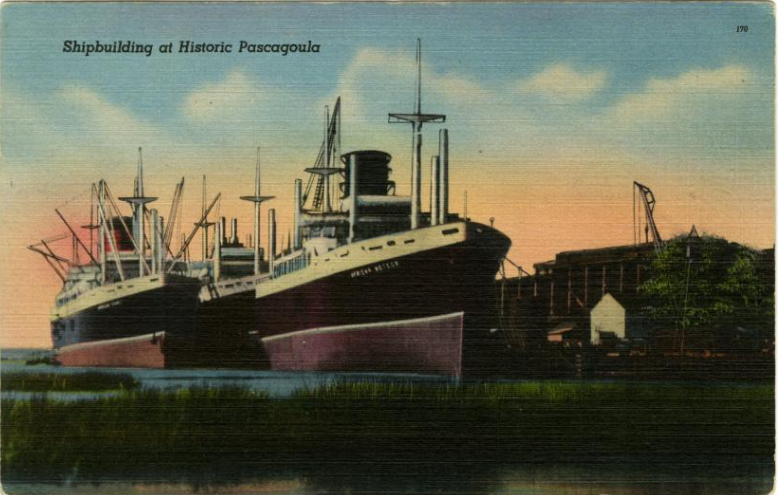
[241,147,274,276]
[431,155,440,226]
[324,106,332,212]
[99,183,107,283]
[411,125,422,229]
[294,179,302,249]
[349,154,358,243]
[151,209,159,274]
[202,175,207,260]
[214,218,222,282]
[157,215,165,274]
[268,208,276,278]
[439,129,449,224]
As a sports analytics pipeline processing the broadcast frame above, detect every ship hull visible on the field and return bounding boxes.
[182,289,265,368]
[56,332,166,368]
[258,223,506,330]
[249,222,509,375]
[262,312,464,375]
[192,222,510,374]
[51,275,200,368]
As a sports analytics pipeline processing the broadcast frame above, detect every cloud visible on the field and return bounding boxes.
[57,85,164,144]
[183,70,274,123]
[607,65,754,122]
[324,48,487,123]
[518,63,607,102]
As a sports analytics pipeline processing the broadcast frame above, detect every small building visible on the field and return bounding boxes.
[547,321,578,344]
[590,293,626,345]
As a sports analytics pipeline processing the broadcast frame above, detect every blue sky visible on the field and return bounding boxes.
[2,2,774,160]
[0,2,774,346]
[1,2,774,172]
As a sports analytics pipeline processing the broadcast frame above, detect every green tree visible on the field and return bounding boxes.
[641,234,774,352]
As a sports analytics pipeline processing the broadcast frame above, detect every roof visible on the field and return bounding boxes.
[548,321,578,335]
[555,243,654,267]
[592,291,647,311]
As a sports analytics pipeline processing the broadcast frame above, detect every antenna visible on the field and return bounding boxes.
[241,147,275,275]
[389,39,446,229]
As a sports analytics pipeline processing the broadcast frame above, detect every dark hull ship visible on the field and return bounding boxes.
[257,220,509,375]
[199,40,511,376]
[34,152,202,367]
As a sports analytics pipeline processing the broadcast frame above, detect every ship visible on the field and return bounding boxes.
[30,150,202,368]
[199,40,511,375]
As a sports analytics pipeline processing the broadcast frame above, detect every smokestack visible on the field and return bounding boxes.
[439,129,449,224]
[214,218,222,281]
[151,209,159,274]
[268,208,276,277]
[231,218,238,244]
[294,179,302,250]
[220,217,227,245]
[431,156,440,226]
[349,154,358,243]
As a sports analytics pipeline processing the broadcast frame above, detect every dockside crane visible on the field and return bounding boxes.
[633,181,663,250]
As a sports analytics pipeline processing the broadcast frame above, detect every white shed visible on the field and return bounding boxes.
[590,293,626,345]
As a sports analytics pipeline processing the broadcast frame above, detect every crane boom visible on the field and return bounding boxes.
[634,181,662,249]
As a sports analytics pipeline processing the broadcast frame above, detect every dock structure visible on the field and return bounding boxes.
[499,242,656,347]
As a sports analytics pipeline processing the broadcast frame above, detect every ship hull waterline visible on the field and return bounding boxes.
[51,274,201,368]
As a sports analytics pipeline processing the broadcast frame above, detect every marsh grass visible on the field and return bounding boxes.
[1,371,139,392]
[2,380,773,485]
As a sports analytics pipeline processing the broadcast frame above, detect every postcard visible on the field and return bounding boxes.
[0,2,774,494]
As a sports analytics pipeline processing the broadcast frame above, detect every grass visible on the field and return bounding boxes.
[1,371,139,392]
[1,380,773,488]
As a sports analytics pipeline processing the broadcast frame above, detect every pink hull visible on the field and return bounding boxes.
[261,312,464,376]
[56,332,166,368]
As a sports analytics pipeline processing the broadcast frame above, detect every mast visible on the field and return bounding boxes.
[99,182,107,283]
[240,147,275,276]
[304,99,341,213]
[119,148,157,277]
[97,181,126,281]
[389,39,446,229]
[305,104,339,213]
[324,106,331,212]
[197,175,216,261]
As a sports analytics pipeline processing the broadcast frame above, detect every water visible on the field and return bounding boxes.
[1,348,455,400]
[3,460,774,495]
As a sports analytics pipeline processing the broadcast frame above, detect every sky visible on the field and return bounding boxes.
[0,2,774,348]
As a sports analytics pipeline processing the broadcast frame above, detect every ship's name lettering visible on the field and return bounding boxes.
[97,300,121,311]
[350,260,400,278]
